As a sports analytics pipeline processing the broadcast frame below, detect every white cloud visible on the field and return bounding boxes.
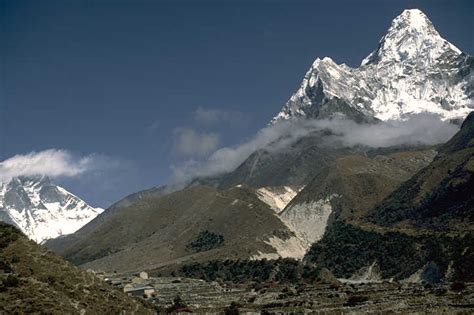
[312,114,459,148]
[0,149,113,182]
[172,128,220,158]
[171,114,460,184]
[170,120,318,183]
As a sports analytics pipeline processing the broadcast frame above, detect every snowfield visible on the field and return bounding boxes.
[0,176,103,243]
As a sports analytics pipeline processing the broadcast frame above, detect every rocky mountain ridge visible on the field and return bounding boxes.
[272,9,473,123]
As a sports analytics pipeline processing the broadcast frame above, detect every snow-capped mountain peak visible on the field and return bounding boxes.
[361,9,461,66]
[0,176,103,243]
[272,9,473,124]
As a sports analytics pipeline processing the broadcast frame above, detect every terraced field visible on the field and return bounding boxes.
[104,274,474,313]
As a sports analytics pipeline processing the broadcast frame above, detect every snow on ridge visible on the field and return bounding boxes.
[0,176,103,243]
[362,8,461,66]
[272,9,472,124]
[400,9,430,30]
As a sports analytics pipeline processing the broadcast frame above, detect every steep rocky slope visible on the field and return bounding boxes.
[256,186,301,212]
[194,129,363,190]
[47,185,307,272]
[370,111,474,230]
[305,113,474,282]
[0,222,152,313]
[279,148,436,245]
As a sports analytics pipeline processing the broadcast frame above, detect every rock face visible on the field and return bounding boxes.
[0,176,103,243]
[280,195,337,246]
[255,186,301,212]
[272,9,473,123]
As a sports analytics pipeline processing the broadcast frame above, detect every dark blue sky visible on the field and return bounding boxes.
[1,0,473,207]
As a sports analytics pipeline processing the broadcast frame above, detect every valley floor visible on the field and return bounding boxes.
[100,273,474,314]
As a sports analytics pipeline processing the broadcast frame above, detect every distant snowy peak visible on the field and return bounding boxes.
[272,9,473,124]
[0,176,103,243]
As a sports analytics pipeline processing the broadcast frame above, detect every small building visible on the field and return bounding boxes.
[132,277,145,284]
[123,284,156,298]
[139,271,149,280]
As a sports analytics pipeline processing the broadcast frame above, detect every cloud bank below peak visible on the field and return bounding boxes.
[171,113,461,184]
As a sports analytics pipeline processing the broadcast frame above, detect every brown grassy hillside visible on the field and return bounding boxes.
[282,148,436,221]
[47,185,298,273]
[0,222,153,314]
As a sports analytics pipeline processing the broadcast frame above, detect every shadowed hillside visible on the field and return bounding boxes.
[0,222,152,314]
[370,112,474,230]
[305,112,474,282]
